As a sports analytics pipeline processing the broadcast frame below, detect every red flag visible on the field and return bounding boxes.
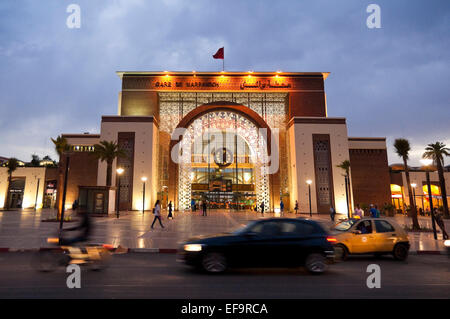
[213,47,224,59]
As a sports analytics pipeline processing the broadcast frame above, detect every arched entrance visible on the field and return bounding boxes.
[168,102,277,211]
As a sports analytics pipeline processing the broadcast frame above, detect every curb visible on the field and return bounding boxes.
[0,247,446,255]
[0,247,178,254]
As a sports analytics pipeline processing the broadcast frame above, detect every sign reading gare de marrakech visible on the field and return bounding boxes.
[58,71,391,216]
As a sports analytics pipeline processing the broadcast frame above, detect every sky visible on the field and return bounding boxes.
[0,0,449,166]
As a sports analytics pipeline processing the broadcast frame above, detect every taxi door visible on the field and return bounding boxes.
[350,220,376,253]
[372,219,398,252]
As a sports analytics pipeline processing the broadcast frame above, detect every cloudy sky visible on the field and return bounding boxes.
[0,0,449,166]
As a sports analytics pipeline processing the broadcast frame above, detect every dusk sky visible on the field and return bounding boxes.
[0,0,449,166]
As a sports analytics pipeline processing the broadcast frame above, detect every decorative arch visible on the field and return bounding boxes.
[168,102,278,210]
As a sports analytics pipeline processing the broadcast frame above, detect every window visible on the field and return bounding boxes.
[356,220,373,234]
[375,220,395,233]
[250,221,282,237]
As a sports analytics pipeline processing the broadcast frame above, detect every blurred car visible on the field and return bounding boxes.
[332,218,409,261]
[178,218,336,274]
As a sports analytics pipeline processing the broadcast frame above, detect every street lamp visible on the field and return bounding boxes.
[420,159,437,240]
[411,183,417,210]
[344,174,350,219]
[141,177,147,215]
[306,179,312,217]
[116,167,124,219]
[34,177,40,212]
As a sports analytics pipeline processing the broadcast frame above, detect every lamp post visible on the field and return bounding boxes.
[411,183,417,210]
[141,177,147,215]
[420,159,437,240]
[116,168,124,219]
[306,179,312,217]
[34,177,40,212]
[344,175,350,219]
[59,154,70,232]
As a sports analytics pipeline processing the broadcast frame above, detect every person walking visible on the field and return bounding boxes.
[167,201,173,220]
[260,201,265,215]
[434,208,449,240]
[294,200,299,214]
[151,200,164,229]
[202,200,207,216]
[280,200,284,216]
[191,199,196,212]
[354,204,363,219]
[330,206,336,222]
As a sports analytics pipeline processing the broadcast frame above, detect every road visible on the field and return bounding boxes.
[0,252,448,298]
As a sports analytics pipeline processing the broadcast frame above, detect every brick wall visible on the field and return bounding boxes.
[349,149,391,209]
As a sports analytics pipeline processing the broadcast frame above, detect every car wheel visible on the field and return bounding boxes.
[393,243,409,261]
[201,252,227,273]
[335,244,348,261]
[305,253,328,274]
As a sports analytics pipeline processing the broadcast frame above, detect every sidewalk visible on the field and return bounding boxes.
[0,209,448,252]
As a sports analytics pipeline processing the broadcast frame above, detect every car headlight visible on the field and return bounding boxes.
[184,244,203,252]
[444,240,450,248]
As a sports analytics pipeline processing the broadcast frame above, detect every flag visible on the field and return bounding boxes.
[213,47,224,59]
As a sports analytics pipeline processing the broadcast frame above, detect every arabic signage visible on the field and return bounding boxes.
[123,76,300,91]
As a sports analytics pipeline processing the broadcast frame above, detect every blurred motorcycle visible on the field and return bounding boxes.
[32,237,116,272]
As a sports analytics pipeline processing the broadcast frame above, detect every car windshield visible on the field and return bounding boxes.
[232,221,258,235]
[334,219,357,231]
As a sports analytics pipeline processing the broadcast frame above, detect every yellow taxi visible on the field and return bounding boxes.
[332,218,410,261]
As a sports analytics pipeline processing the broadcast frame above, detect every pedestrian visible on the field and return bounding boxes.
[375,205,381,218]
[434,208,449,240]
[294,200,299,214]
[280,200,284,215]
[151,200,164,229]
[167,201,173,219]
[202,200,207,216]
[260,201,265,215]
[330,206,336,222]
[354,204,363,219]
[370,204,378,218]
[191,199,196,212]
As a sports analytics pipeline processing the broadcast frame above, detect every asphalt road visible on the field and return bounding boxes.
[0,252,448,299]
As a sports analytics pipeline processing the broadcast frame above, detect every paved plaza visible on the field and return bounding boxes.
[0,208,448,252]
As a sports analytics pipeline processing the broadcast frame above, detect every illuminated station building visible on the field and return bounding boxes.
[1,71,448,214]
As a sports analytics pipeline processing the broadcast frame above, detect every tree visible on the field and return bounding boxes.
[92,140,126,187]
[51,135,71,220]
[337,160,352,215]
[51,136,70,159]
[394,138,420,230]
[4,158,20,210]
[30,154,41,167]
[423,142,450,218]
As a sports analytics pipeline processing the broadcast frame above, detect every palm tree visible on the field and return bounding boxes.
[337,160,352,215]
[92,140,126,186]
[51,135,71,220]
[51,135,71,158]
[394,138,420,230]
[4,158,20,210]
[423,142,450,218]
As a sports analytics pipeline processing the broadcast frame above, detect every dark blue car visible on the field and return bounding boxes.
[178,218,336,274]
